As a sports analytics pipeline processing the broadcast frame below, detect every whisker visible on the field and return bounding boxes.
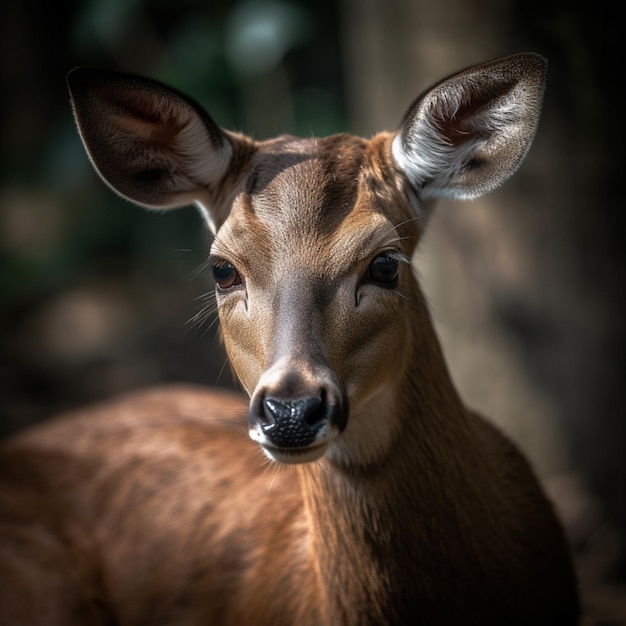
[198,314,222,340]
[383,215,423,240]
[187,300,217,326]
[186,290,222,340]
[215,357,232,387]
[192,291,218,304]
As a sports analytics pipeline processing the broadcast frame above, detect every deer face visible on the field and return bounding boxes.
[210,134,419,463]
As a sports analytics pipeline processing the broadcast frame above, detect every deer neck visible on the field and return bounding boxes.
[296,312,482,624]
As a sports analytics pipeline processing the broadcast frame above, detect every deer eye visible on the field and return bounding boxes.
[363,252,399,289]
[211,260,242,290]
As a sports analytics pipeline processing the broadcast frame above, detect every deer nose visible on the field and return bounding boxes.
[247,361,348,461]
[259,396,324,448]
[248,387,348,455]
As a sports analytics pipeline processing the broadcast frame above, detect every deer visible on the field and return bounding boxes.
[0,53,580,625]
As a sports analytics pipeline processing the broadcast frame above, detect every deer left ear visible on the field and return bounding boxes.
[392,53,547,202]
[67,67,240,234]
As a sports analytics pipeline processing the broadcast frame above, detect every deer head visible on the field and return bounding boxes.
[67,53,546,465]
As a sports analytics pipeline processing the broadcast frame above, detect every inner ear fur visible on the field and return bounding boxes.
[392,53,547,201]
[67,67,237,231]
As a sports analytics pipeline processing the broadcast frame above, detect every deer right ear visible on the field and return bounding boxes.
[67,67,239,234]
[392,53,547,205]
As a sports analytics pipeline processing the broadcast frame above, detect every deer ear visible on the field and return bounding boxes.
[67,67,237,234]
[392,53,547,202]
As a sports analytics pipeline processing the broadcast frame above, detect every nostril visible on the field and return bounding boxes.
[303,394,325,426]
[261,399,278,428]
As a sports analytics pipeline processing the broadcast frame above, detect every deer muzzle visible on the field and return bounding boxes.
[248,363,348,464]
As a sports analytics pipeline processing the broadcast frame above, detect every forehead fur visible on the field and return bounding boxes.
[213,132,415,271]
[249,134,367,234]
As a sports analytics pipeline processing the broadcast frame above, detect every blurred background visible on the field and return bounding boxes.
[0,0,624,618]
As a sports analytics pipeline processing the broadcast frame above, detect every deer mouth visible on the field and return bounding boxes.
[257,440,332,464]
[249,414,339,464]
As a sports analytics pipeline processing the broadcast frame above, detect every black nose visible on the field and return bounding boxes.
[258,395,327,448]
